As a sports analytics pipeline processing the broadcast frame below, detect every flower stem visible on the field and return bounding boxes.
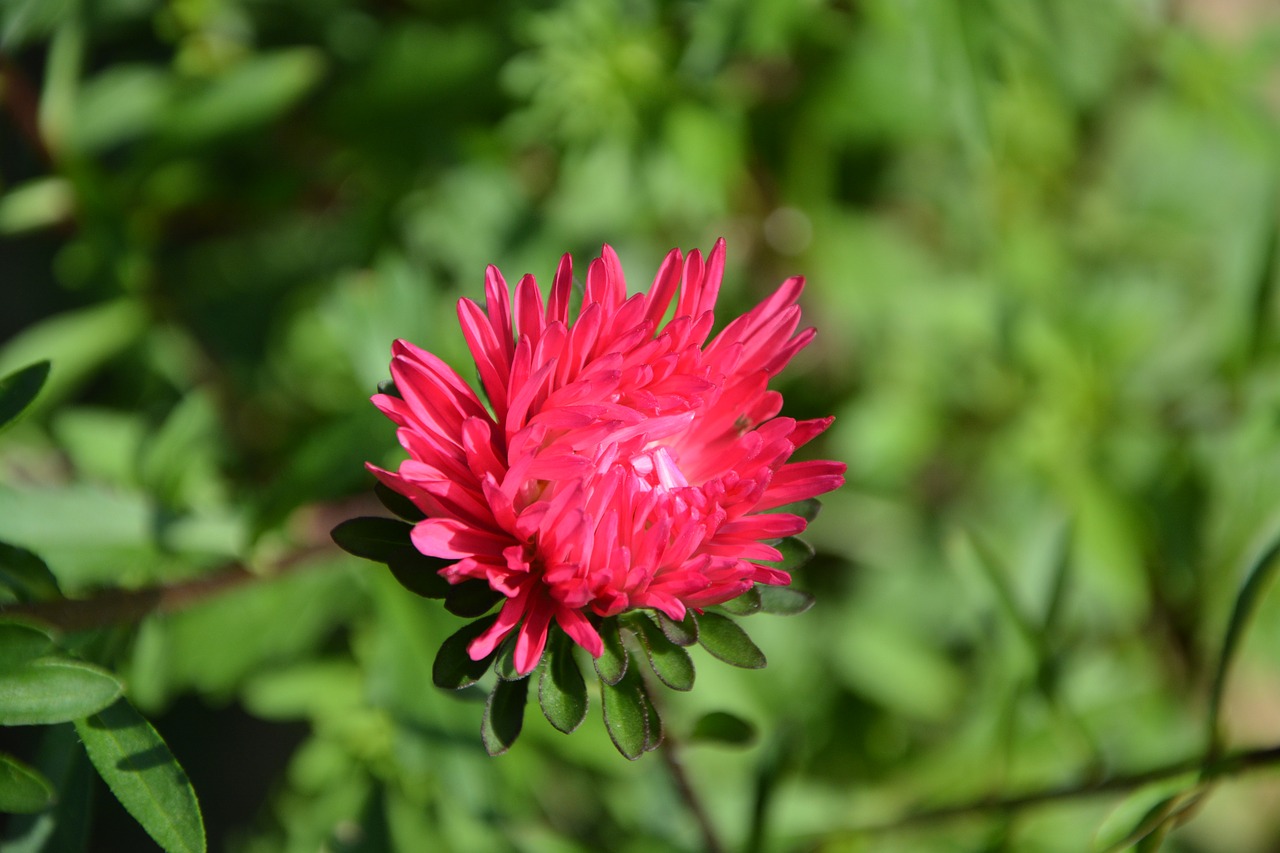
[659,732,727,853]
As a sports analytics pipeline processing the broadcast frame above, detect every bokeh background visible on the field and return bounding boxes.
[5,0,1280,850]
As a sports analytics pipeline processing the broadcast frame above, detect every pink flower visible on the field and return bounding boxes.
[370,240,845,675]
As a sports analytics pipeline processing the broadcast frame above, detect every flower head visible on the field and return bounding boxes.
[370,240,845,675]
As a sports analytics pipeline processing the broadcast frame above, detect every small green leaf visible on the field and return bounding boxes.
[0,621,55,668]
[493,635,532,682]
[0,753,54,813]
[443,579,503,617]
[481,677,529,756]
[433,615,499,690]
[538,638,588,734]
[657,610,698,646]
[75,699,206,853]
[774,537,816,572]
[718,586,761,616]
[0,542,61,603]
[329,516,414,563]
[374,482,425,522]
[696,612,767,669]
[601,674,648,760]
[0,361,51,433]
[758,585,815,616]
[593,618,628,686]
[690,711,757,747]
[0,659,123,725]
[633,615,695,691]
[385,550,451,599]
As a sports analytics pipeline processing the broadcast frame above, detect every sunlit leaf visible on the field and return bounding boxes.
[601,674,648,760]
[633,614,694,691]
[0,659,123,725]
[695,612,766,669]
[538,637,588,734]
[75,699,206,853]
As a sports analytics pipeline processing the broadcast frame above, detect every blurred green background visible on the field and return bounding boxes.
[5,0,1280,850]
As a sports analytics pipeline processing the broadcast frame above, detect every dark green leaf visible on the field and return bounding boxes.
[718,586,761,616]
[765,498,821,523]
[640,686,663,752]
[433,615,499,690]
[0,659,123,725]
[0,753,54,813]
[443,579,503,617]
[374,482,425,522]
[329,516,414,563]
[757,585,815,616]
[0,361,50,433]
[3,725,93,853]
[601,675,648,760]
[0,542,61,603]
[386,550,451,599]
[633,615,695,691]
[696,612,767,669]
[593,618,628,686]
[0,621,55,668]
[494,634,532,682]
[74,699,206,853]
[690,711,757,746]
[538,638,588,734]
[481,677,528,756]
[657,610,698,646]
[774,537,816,572]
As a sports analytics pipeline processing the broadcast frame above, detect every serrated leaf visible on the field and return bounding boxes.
[0,658,123,725]
[75,699,206,853]
[443,579,503,617]
[538,638,588,733]
[385,550,451,599]
[774,537,816,572]
[481,677,528,756]
[373,482,425,522]
[433,615,499,690]
[593,618,628,686]
[329,516,414,563]
[0,542,61,603]
[690,711,757,746]
[758,585,815,616]
[601,675,648,760]
[696,612,767,669]
[0,361,50,433]
[719,586,761,616]
[0,753,54,813]
[657,610,698,646]
[633,615,695,691]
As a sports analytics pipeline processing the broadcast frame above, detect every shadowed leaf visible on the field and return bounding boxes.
[0,753,54,813]
[481,677,528,756]
[690,711,757,746]
[330,516,414,563]
[0,361,50,433]
[593,618,628,686]
[538,637,588,733]
[433,615,499,690]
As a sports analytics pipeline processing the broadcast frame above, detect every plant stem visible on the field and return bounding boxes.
[659,732,727,853]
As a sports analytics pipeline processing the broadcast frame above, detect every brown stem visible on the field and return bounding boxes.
[658,731,727,853]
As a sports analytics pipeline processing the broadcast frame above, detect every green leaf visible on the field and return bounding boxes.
[593,618,628,686]
[2,725,92,853]
[696,612,767,669]
[690,711,757,747]
[481,677,528,756]
[538,639,588,734]
[0,658,123,725]
[0,361,50,433]
[74,699,206,853]
[374,482,425,522]
[0,753,54,813]
[774,537,816,572]
[601,674,648,760]
[656,610,698,646]
[386,550,451,599]
[433,615,499,690]
[0,621,56,668]
[443,579,503,617]
[757,585,815,616]
[633,614,695,691]
[718,586,761,616]
[493,635,531,682]
[640,686,663,752]
[330,516,414,563]
[0,542,62,603]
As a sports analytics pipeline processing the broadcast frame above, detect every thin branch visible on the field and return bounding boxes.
[658,730,727,853]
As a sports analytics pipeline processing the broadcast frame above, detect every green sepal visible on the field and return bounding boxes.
[385,550,451,599]
[774,537,816,572]
[593,618,628,686]
[433,615,499,690]
[330,516,413,562]
[481,677,529,756]
[373,482,425,522]
[443,579,503,617]
[632,614,695,691]
[538,635,588,734]
[695,612,767,669]
[601,671,648,760]
[690,711,757,746]
[0,360,51,434]
[758,585,815,616]
[494,635,532,682]
[0,752,55,813]
[656,610,698,646]
[718,586,761,616]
